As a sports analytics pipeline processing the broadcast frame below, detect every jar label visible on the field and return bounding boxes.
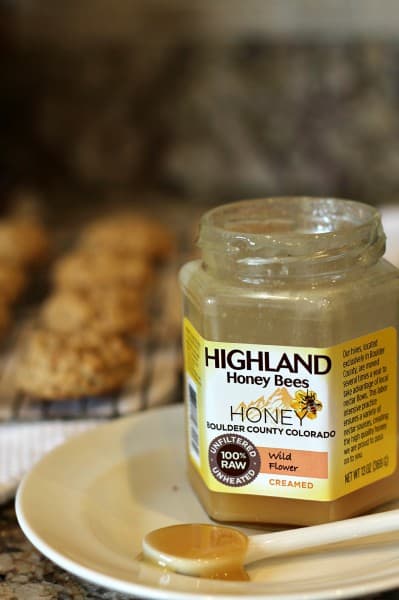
[183,318,397,501]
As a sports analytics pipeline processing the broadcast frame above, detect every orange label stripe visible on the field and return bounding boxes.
[259,447,328,479]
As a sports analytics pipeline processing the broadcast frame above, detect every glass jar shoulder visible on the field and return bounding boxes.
[180,259,399,346]
[180,258,399,306]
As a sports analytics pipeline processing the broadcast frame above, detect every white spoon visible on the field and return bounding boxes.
[142,508,399,580]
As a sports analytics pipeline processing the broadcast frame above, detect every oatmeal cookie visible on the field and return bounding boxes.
[41,288,148,335]
[0,218,50,266]
[53,250,153,291]
[79,213,175,261]
[16,329,137,399]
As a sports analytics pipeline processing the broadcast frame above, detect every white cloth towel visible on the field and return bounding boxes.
[0,420,101,504]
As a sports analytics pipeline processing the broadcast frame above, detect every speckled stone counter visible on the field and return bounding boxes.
[1,498,398,600]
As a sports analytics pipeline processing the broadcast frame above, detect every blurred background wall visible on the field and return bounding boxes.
[2,0,399,210]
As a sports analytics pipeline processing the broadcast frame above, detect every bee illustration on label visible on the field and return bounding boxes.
[291,389,323,420]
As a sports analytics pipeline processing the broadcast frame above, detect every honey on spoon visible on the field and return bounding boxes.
[142,508,399,581]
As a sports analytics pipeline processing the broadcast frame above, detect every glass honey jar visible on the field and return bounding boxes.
[180,197,399,526]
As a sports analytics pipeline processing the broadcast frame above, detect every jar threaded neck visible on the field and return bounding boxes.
[198,197,385,281]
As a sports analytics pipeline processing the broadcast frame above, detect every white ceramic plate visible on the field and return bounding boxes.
[16,404,399,600]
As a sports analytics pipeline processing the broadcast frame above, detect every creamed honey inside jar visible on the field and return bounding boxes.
[180,197,399,526]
